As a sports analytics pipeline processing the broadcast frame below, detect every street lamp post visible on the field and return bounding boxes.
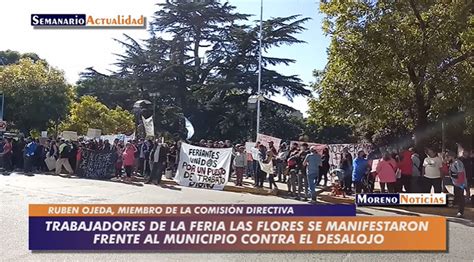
[149,92,160,136]
[256,0,263,137]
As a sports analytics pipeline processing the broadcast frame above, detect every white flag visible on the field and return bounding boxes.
[185,117,194,140]
[141,116,154,137]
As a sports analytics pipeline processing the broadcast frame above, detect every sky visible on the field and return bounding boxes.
[0,0,329,116]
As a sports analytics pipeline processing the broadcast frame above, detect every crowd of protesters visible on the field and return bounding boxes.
[0,136,180,186]
[1,135,472,215]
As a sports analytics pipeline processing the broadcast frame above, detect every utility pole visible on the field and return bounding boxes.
[256,0,263,137]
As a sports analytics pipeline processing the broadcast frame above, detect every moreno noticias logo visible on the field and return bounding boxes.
[31,14,146,29]
[356,193,447,206]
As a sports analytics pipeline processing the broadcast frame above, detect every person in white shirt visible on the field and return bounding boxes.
[422,148,443,193]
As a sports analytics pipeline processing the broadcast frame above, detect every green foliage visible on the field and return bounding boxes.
[309,1,473,146]
[77,0,311,141]
[59,96,134,135]
[0,58,73,133]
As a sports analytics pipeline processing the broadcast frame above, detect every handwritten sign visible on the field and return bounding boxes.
[175,143,232,190]
[76,149,116,179]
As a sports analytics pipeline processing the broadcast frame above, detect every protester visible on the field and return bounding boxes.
[340,149,353,194]
[48,140,59,160]
[233,145,246,186]
[376,152,397,193]
[296,143,310,201]
[114,143,124,178]
[318,147,330,186]
[265,143,278,191]
[246,148,254,179]
[398,147,413,193]
[138,139,152,177]
[286,143,300,197]
[251,142,261,185]
[352,150,369,193]
[303,146,322,203]
[276,143,289,183]
[446,151,468,218]
[254,144,267,188]
[13,137,25,170]
[422,147,443,193]
[123,142,137,182]
[55,140,73,176]
[167,144,178,174]
[459,150,472,196]
[410,148,423,193]
[24,138,37,175]
[147,141,168,185]
[1,138,13,173]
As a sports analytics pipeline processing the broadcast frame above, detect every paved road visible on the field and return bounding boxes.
[1,173,473,262]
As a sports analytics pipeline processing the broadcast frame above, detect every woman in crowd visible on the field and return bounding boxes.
[422,147,443,193]
[122,142,137,183]
[115,143,124,178]
[318,147,330,187]
[376,152,397,193]
[446,150,468,218]
[232,145,246,186]
[340,149,353,194]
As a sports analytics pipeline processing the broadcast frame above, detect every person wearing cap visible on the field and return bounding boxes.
[303,146,322,203]
[446,150,468,218]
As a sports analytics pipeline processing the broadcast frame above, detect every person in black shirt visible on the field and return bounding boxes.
[318,147,330,186]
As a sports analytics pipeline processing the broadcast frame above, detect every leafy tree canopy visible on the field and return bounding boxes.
[59,96,134,135]
[308,0,473,146]
[0,57,73,133]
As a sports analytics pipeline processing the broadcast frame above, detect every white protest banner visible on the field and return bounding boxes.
[256,133,281,151]
[87,128,102,138]
[291,141,327,154]
[61,131,78,141]
[175,143,232,190]
[327,143,373,168]
[141,116,155,137]
[245,142,256,153]
[371,159,380,173]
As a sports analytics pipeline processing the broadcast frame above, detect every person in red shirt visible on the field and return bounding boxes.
[398,148,413,192]
[122,142,137,182]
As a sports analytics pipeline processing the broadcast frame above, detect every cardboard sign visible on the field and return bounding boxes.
[61,131,78,141]
[87,128,102,138]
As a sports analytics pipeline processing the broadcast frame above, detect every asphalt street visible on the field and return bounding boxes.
[1,173,473,262]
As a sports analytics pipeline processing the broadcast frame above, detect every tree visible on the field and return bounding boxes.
[0,57,73,133]
[0,50,43,66]
[59,96,134,135]
[77,0,311,141]
[308,1,473,146]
